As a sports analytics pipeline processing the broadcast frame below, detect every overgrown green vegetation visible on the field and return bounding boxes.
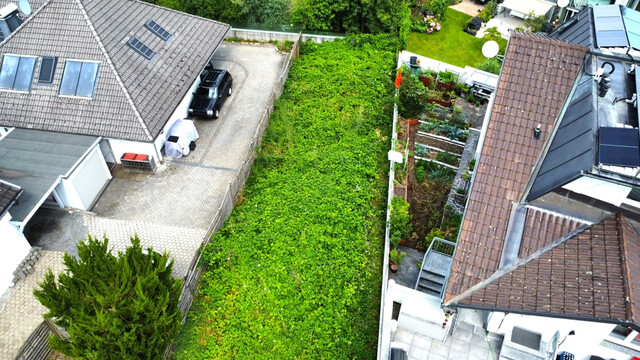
[173,35,397,359]
[389,196,413,247]
[408,9,507,68]
[34,236,182,360]
[145,0,411,45]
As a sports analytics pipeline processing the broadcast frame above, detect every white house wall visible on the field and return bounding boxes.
[55,146,111,210]
[0,212,30,296]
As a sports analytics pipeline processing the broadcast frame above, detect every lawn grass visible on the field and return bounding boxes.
[407,8,507,68]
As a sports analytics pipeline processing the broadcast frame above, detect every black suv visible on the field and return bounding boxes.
[188,69,233,119]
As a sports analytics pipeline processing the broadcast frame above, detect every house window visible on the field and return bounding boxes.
[59,60,100,98]
[0,55,37,92]
[38,56,57,84]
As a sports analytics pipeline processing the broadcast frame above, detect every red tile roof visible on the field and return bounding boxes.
[444,32,588,303]
[455,214,640,326]
[519,207,588,258]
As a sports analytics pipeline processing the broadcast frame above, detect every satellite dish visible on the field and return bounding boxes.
[557,0,569,8]
[482,41,499,59]
[18,0,31,16]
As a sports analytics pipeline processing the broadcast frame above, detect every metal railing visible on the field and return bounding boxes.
[415,237,457,300]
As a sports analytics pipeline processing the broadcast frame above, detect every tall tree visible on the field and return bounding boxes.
[34,235,182,360]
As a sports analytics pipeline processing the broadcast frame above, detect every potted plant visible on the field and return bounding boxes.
[436,71,456,91]
[419,70,436,89]
[389,249,406,273]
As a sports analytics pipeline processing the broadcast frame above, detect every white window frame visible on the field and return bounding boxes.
[0,53,38,94]
[58,59,101,99]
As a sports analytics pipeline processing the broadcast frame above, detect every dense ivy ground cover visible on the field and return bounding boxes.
[173,35,397,359]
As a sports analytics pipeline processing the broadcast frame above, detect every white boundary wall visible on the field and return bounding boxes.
[0,212,30,296]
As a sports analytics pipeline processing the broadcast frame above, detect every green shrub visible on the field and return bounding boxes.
[422,228,444,249]
[398,66,428,118]
[389,249,406,265]
[34,236,182,360]
[442,211,462,238]
[415,165,427,182]
[524,11,547,32]
[390,196,413,247]
[415,143,428,156]
[438,71,456,83]
[476,57,502,75]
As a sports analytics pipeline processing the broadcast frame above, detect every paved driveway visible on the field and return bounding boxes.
[0,43,286,360]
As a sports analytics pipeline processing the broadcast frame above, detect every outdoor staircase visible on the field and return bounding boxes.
[415,238,455,299]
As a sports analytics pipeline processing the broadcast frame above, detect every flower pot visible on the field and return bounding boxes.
[390,263,399,273]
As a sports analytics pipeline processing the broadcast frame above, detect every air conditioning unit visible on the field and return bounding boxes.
[500,324,560,360]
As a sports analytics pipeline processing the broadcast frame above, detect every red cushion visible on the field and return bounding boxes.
[135,154,148,161]
[122,153,136,160]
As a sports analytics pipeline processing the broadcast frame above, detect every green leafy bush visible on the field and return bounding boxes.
[398,66,428,118]
[415,165,427,182]
[34,236,182,360]
[415,143,428,157]
[524,11,547,32]
[468,157,476,171]
[389,249,406,265]
[437,71,456,83]
[174,35,395,359]
[390,196,413,247]
[476,57,502,75]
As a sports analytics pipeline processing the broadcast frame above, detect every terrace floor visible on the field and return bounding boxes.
[392,321,503,360]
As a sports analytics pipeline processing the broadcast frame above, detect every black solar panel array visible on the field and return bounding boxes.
[593,5,629,48]
[127,36,156,61]
[599,127,640,167]
[145,19,171,42]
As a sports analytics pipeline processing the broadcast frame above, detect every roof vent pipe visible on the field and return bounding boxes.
[533,124,541,139]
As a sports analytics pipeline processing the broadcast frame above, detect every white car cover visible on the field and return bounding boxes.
[165,119,199,158]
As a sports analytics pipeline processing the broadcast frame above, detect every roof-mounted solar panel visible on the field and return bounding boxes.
[127,36,156,61]
[599,127,640,167]
[145,19,172,42]
[593,5,629,48]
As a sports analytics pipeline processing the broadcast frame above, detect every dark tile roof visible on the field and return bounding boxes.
[550,7,595,48]
[455,214,640,329]
[526,68,597,201]
[0,0,229,141]
[0,180,21,218]
[444,32,588,304]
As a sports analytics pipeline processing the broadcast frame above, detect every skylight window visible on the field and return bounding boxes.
[38,56,57,84]
[127,37,156,61]
[145,19,172,42]
[59,60,100,98]
[0,54,36,92]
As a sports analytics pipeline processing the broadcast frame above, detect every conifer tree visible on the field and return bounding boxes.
[34,235,182,359]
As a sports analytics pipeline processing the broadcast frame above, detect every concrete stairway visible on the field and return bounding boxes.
[415,251,453,298]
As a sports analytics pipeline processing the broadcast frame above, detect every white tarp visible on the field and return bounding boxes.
[563,176,631,207]
[501,0,554,18]
[165,119,199,158]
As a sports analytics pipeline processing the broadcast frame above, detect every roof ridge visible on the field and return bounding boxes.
[127,0,228,27]
[617,213,636,323]
[512,30,588,51]
[74,0,153,141]
[525,205,591,226]
[445,216,601,306]
[0,0,53,47]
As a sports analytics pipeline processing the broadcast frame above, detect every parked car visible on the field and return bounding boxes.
[188,68,233,119]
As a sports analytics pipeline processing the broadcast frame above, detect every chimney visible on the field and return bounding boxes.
[533,124,541,139]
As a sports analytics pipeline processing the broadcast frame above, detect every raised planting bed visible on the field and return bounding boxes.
[415,132,464,155]
[414,144,460,169]
[418,120,468,143]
